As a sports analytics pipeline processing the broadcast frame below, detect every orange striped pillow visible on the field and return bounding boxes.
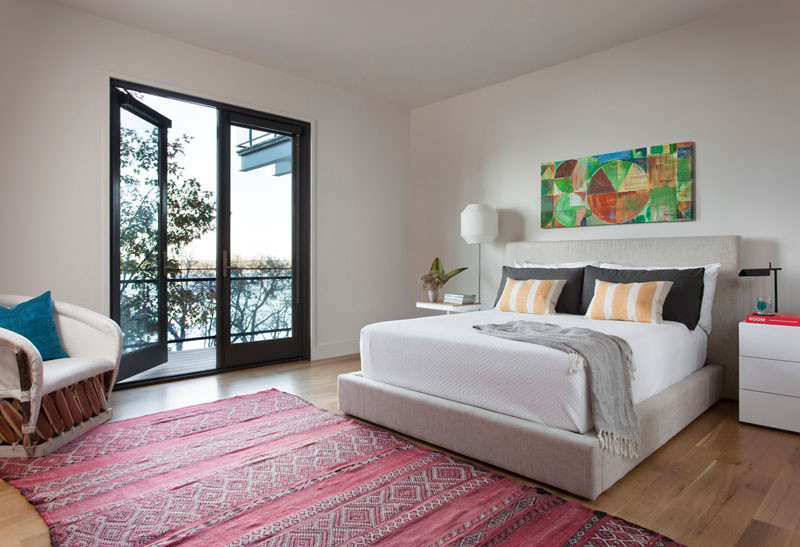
[495,278,566,315]
[585,279,673,324]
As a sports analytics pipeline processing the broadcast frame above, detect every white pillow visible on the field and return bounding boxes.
[597,263,721,334]
[514,261,597,269]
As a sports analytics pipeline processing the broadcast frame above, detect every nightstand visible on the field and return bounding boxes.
[416,301,481,315]
[739,321,800,433]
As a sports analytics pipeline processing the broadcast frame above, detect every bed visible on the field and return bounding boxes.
[338,235,742,499]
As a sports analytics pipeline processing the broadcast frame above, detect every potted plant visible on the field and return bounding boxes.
[420,258,467,302]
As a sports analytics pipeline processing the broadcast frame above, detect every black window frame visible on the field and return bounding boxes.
[110,78,311,385]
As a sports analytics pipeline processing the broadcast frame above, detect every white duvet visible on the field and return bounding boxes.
[360,310,707,434]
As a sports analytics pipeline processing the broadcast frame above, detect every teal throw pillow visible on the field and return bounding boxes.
[0,291,69,360]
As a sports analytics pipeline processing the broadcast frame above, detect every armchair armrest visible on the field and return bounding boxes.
[0,327,44,435]
[53,301,123,388]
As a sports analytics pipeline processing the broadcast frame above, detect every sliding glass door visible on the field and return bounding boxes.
[110,80,310,384]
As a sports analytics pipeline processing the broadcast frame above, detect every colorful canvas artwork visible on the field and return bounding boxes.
[541,142,694,228]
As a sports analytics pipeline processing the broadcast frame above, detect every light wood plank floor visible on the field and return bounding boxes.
[2,355,799,546]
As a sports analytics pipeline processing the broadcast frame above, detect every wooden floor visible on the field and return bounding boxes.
[2,355,799,546]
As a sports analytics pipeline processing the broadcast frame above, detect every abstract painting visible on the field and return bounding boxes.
[541,142,694,228]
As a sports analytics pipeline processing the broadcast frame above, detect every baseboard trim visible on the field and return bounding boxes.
[311,339,359,360]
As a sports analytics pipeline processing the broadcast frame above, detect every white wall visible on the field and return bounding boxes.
[410,0,800,313]
[3,0,798,363]
[0,0,411,359]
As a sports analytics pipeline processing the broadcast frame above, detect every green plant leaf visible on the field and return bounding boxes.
[442,267,467,283]
[430,257,445,276]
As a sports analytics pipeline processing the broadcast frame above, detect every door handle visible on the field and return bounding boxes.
[222,250,232,278]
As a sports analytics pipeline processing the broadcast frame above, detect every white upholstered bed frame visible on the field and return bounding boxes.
[338,235,741,499]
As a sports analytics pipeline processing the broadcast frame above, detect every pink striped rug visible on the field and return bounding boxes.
[0,390,681,546]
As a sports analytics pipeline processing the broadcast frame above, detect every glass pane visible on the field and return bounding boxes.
[230,277,292,342]
[129,93,219,354]
[167,273,216,347]
[119,108,160,353]
[121,89,219,382]
[229,124,293,344]
[120,280,158,351]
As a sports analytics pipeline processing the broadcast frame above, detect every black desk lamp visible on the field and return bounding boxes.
[739,262,781,313]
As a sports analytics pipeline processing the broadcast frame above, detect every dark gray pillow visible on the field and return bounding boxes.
[581,265,705,330]
[495,266,585,314]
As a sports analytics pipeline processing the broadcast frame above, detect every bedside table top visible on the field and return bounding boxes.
[740,320,800,362]
[416,301,482,313]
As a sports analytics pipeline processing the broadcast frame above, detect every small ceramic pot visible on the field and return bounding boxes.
[427,289,439,302]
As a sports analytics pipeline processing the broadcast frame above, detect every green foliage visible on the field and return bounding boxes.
[119,124,215,348]
[229,257,293,343]
[419,257,467,290]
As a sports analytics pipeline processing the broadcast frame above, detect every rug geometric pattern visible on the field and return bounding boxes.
[0,390,682,546]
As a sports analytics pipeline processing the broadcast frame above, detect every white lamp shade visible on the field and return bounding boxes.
[460,204,498,244]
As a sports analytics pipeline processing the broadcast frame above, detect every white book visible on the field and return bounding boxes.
[444,294,475,304]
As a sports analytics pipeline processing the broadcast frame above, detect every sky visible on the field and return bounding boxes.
[134,91,293,264]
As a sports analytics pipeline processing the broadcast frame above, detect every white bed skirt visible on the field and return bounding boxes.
[338,364,722,499]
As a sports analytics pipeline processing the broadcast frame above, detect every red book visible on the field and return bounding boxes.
[745,313,800,326]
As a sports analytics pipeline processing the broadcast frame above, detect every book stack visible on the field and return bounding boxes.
[443,293,476,305]
[745,312,800,327]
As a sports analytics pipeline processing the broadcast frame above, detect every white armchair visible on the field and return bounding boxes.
[0,295,121,457]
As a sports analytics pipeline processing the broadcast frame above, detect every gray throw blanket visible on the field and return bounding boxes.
[473,321,640,458]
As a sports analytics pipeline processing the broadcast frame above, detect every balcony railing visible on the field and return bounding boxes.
[235,129,284,154]
[120,266,293,351]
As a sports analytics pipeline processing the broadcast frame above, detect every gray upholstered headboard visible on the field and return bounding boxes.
[505,235,742,399]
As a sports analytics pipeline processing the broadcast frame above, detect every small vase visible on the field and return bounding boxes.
[427,289,439,302]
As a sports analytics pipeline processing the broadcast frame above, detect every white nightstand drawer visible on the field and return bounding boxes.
[739,390,800,433]
[739,322,800,361]
[740,356,800,398]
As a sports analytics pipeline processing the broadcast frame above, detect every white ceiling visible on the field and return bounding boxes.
[55,0,749,107]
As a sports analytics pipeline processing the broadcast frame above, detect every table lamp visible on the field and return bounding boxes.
[739,262,781,313]
[460,204,498,304]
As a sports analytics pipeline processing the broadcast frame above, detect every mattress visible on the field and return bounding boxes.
[360,310,707,433]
